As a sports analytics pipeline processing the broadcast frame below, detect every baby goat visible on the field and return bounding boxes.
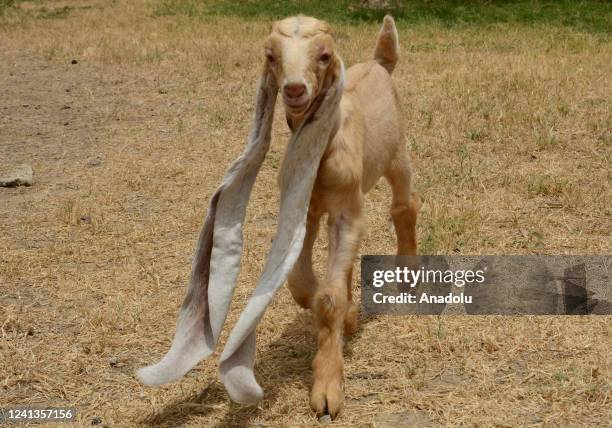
[272,15,419,417]
[138,15,419,420]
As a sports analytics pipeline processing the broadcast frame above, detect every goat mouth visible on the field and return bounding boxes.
[283,95,309,112]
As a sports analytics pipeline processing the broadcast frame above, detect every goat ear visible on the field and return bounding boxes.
[259,62,279,103]
[219,60,345,404]
[315,35,341,91]
[137,59,279,387]
[322,52,342,94]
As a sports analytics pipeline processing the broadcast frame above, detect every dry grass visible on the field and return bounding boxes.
[1,1,610,426]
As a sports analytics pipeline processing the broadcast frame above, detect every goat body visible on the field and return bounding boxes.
[137,15,419,421]
[281,15,419,418]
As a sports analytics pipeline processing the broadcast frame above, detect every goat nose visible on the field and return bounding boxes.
[283,83,306,98]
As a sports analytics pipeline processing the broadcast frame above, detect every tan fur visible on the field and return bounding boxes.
[267,15,419,419]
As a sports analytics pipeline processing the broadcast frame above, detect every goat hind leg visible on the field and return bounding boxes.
[385,153,420,256]
[287,210,320,309]
[343,264,359,336]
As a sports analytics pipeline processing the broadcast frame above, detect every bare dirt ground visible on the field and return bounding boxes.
[1,1,610,426]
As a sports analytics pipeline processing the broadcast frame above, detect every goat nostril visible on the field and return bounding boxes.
[284,84,306,99]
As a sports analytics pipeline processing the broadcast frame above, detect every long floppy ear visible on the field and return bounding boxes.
[219,61,346,404]
[137,66,279,386]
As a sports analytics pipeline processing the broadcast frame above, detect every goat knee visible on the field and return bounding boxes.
[287,265,317,309]
[287,279,313,309]
[313,288,347,331]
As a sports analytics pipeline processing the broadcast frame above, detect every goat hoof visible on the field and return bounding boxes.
[310,376,344,420]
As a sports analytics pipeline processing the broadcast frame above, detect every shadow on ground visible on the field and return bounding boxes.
[140,309,377,426]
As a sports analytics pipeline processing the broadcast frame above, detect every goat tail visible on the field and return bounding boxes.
[373,15,399,74]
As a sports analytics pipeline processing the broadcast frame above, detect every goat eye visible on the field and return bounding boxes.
[319,53,331,64]
[266,54,275,64]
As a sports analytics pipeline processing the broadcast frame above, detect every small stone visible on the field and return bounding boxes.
[79,215,92,224]
[109,357,118,367]
[71,59,78,65]
[87,157,102,167]
[91,416,102,425]
[318,414,332,424]
[0,164,34,187]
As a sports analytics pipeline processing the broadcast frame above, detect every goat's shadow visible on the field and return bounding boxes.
[141,309,376,427]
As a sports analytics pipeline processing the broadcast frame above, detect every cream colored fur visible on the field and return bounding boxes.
[137,14,418,420]
[269,15,420,418]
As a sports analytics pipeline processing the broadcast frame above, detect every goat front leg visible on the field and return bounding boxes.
[311,205,363,418]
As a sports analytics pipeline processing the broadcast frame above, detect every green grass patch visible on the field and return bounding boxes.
[0,1,78,19]
[0,0,16,16]
[153,0,612,34]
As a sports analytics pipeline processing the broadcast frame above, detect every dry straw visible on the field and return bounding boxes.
[1,1,610,426]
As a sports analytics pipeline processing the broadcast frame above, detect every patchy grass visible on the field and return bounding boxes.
[0,0,15,15]
[153,0,612,35]
[0,1,96,20]
[0,0,610,427]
